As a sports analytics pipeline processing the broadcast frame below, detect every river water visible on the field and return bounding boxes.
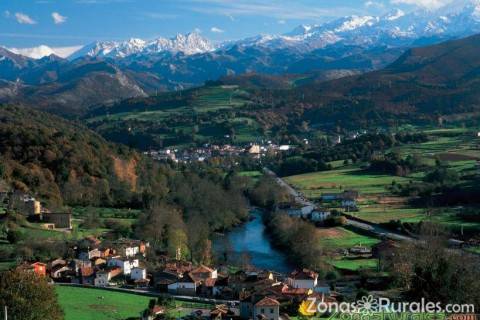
[212,209,293,273]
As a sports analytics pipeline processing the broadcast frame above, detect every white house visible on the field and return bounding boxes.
[94,268,122,287]
[107,257,139,275]
[78,248,101,261]
[311,210,331,222]
[130,267,147,281]
[287,269,318,289]
[286,205,315,218]
[167,273,197,296]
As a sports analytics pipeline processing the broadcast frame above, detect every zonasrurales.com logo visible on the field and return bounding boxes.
[355,295,379,314]
[298,295,475,317]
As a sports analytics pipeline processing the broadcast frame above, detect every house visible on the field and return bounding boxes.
[142,305,165,320]
[310,209,331,222]
[372,240,400,259]
[164,259,192,274]
[287,269,318,289]
[284,205,314,218]
[43,213,72,230]
[30,262,47,277]
[107,257,139,275]
[9,192,41,216]
[131,267,147,281]
[78,248,101,261]
[113,239,148,258]
[246,144,261,155]
[349,245,371,255]
[167,272,198,296]
[154,270,181,292]
[50,265,71,279]
[190,265,218,281]
[79,266,95,285]
[253,297,280,320]
[212,276,232,298]
[94,267,122,287]
[70,259,92,273]
[321,193,342,201]
[48,258,67,270]
[342,197,357,210]
[91,257,107,267]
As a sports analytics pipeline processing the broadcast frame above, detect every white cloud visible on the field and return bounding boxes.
[51,12,67,24]
[365,1,384,9]
[210,26,224,33]
[15,12,36,25]
[277,19,286,24]
[390,0,452,9]
[193,27,202,33]
[186,0,363,20]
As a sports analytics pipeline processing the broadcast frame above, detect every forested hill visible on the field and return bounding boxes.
[294,33,480,127]
[0,104,148,207]
[0,106,248,233]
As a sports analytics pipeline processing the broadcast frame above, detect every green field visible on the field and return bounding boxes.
[317,227,380,250]
[329,258,378,271]
[56,286,151,320]
[88,86,262,148]
[56,286,212,320]
[285,167,412,197]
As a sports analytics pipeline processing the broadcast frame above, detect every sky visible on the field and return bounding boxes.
[0,0,458,48]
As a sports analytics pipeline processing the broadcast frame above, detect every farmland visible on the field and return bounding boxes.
[55,286,212,320]
[56,286,151,320]
[286,128,480,227]
[87,85,263,149]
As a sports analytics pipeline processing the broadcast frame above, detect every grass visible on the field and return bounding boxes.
[329,258,378,271]
[317,227,380,250]
[285,166,412,197]
[354,207,425,224]
[56,286,152,320]
[56,286,213,320]
[72,207,141,219]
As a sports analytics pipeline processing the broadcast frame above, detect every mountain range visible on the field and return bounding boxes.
[1,0,480,116]
[80,32,480,150]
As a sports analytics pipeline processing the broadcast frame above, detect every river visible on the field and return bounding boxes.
[212,209,293,273]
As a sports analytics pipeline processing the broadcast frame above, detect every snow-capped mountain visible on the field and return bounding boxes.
[233,0,480,51]
[69,32,215,60]
[7,45,82,59]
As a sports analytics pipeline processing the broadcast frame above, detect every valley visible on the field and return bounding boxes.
[2,1,480,319]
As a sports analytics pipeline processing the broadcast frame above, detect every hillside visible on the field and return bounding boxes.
[294,33,480,128]
[0,105,146,207]
[84,84,268,149]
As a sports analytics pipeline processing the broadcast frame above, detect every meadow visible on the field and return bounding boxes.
[55,286,212,320]
[56,286,152,320]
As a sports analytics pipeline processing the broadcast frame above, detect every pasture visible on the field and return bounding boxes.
[56,286,152,320]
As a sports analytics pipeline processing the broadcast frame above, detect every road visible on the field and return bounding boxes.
[263,167,417,242]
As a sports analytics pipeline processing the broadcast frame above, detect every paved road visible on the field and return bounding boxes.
[263,167,416,242]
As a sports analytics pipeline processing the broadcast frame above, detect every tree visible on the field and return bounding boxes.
[389,223,480,306]
[0,269,64,320]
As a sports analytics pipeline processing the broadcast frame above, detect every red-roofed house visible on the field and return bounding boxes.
[30,262,47,277]
[287,269,318,289]
[253,297,280,320]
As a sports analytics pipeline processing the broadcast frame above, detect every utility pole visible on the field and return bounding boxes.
[4,305,7,320]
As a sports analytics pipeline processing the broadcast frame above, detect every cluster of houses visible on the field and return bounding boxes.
[3,190,72,230]
[276,190,359,223]
[21,233,341,320]
[25,237,150,288]
[154,262,335,320]
[143,141,297,164]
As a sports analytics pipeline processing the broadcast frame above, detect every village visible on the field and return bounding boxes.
[143,142,299,163]
[1,184,400,320]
